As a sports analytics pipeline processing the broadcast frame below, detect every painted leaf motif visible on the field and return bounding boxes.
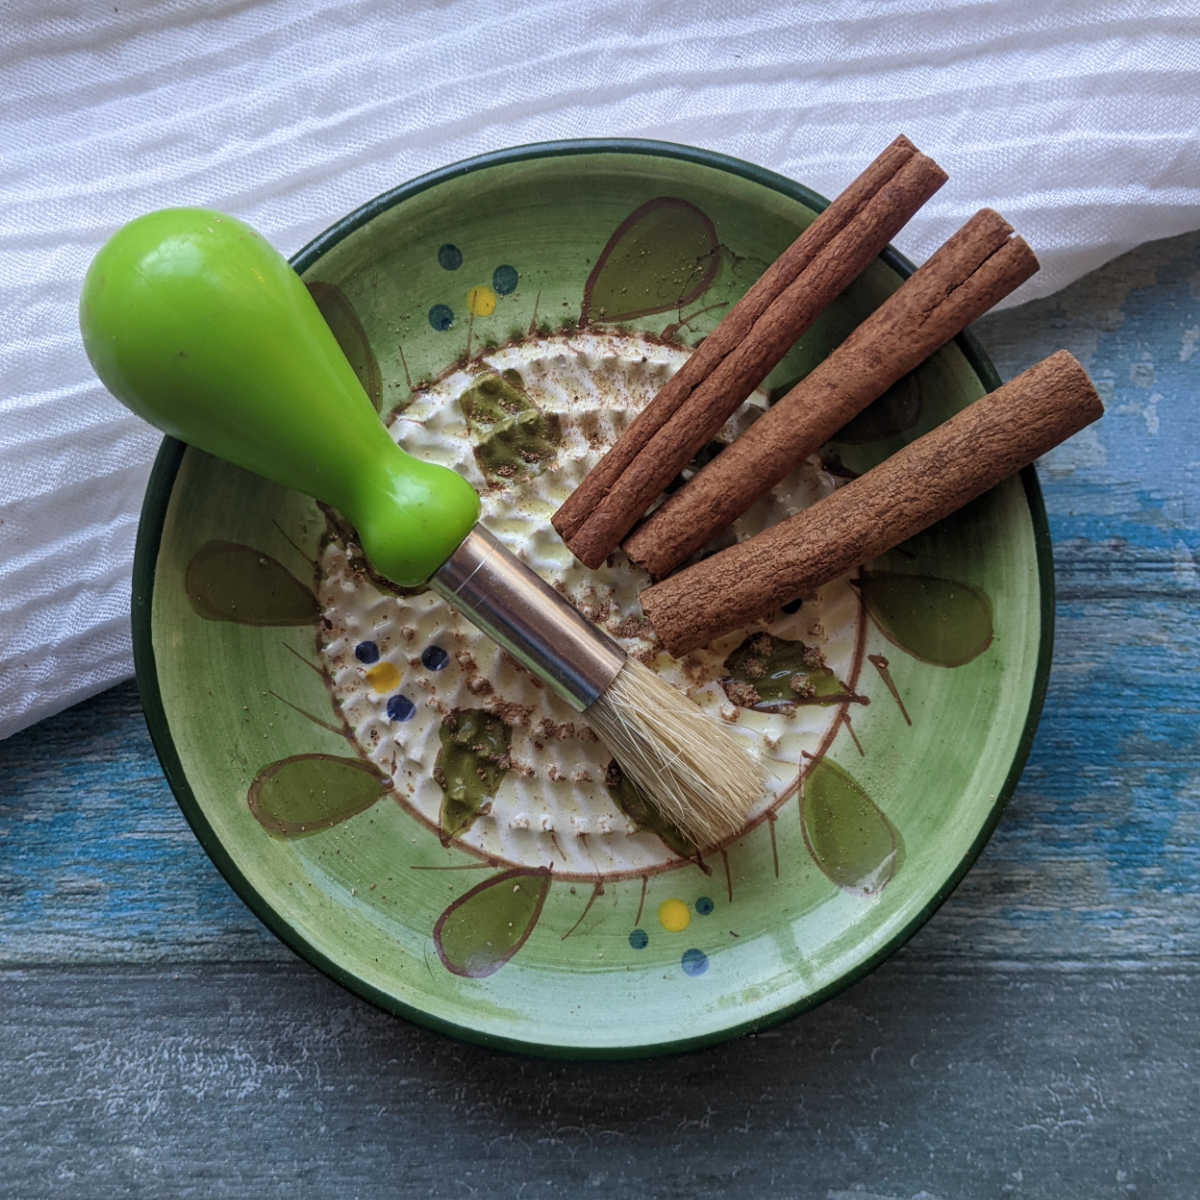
[434,710,512,842]
[248,754,388,836]
[581,197,719,324]
[802,758,900,896]
[473,411,562,483]
[604,760,694,859]
[722,633,858,711]
[835,372,922,443]
[859,572,993,667]
[459,370,532,425]
[433,868,551,978]
[185,541,317,626]
[306,280,382,411]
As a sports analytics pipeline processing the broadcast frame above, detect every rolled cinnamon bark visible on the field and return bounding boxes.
[641,351,1102,657]
[553,135,947,567]
[624,208,1039,578]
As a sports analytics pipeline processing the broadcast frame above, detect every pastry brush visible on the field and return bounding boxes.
[79,208,760,847]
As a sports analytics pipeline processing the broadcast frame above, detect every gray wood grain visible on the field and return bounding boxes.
[2,962,1195,1199]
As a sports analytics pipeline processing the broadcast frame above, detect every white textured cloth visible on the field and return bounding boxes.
[2,0,1199,738]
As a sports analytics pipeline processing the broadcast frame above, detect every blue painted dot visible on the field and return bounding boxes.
[421,644,449,671]
[386,694,415,721]
[492,264,518,294]
[437,243,462,270]
[681,948,708,976]
[695,896,714,915]
[354,640,380,664]
[781,597,804,614]
[428,303,454,331]
[629,929,648,950]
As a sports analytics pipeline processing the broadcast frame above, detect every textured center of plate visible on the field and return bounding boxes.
[316,331,862,878]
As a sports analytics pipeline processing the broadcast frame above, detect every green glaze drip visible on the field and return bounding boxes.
[433,868,551,978]
[459,371,533,425]
[802,758,901,896]
[604,760,694,858]
[434,709,512,841]
[722,633,856,711]
[859,572,994,667]
[581,197,719,324]
[474,410,562,482]
[248,753,388,837]
[306,280,382,411]
[835,372,922,443]
[185,541,318,626]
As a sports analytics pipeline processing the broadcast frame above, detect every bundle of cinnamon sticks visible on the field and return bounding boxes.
[553,135,1104,656]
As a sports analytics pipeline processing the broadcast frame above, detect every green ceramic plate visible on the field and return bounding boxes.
[133,139,1051,1058]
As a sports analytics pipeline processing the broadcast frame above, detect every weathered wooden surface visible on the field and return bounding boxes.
[2,231,1197,1197]
[2,963,1195,1199]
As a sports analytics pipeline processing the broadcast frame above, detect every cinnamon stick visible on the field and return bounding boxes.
[641,351,1102,657]
[624,209,1039,578]
[553,136,947,568]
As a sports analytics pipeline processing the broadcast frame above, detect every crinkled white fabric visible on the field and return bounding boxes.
[2,0,1199,738]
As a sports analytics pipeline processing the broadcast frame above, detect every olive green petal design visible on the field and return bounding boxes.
[473,411,562,483]
[434,868,552,978]
[434,709,513,843]
[581,197,719,324]
[859,572,994,667]
[184,540,318,626]
[801,758,901,896]
[248,754,390,837]
[604,760,695,859]
[459,370,533,425]
[722,633,858,710]
[306,280,382,411]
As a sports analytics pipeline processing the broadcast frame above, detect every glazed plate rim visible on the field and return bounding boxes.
[131,136,1055,1060]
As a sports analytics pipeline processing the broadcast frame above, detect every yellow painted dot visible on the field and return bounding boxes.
[466,284,496,317]
[657,898,691,933]
[365,662,401,694]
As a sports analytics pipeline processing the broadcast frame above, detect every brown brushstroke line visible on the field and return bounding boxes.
[634,875,648,926]
[281,641,325,677]
[266,688,343,737]
[841,711,865,756]
[869,653,912,725]
[410,862,501,871]
[660,298,727,344]
[272,520,317,570]
[561,881,605,940]
[396,340,414,391]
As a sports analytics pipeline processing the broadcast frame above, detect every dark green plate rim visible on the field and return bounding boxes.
[131,136,1054,1060]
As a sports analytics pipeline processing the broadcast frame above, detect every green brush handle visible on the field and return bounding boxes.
[79,207,480,586]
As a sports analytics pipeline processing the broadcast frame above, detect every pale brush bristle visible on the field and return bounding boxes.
[587,658,762,848]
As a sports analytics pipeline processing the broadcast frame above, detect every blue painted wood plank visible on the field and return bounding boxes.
[0,681,280,963]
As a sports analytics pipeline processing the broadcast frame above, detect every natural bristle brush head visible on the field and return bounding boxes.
[587,657,762,848]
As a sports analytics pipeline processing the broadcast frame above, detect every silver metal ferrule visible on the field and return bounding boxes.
[431,525,626,711]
